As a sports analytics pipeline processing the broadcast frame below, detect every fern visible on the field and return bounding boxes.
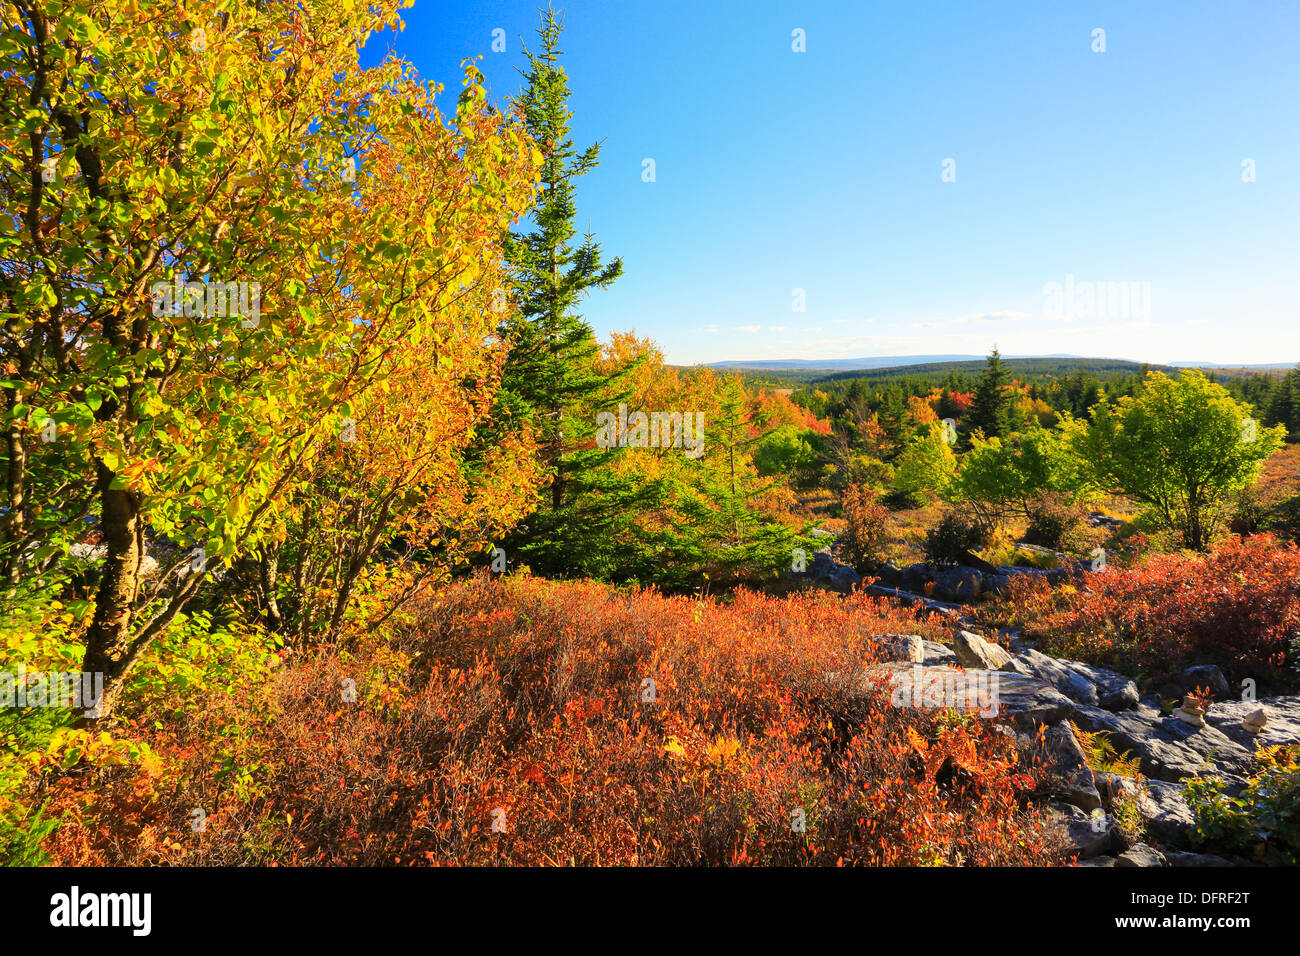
[1071,721,1142,777]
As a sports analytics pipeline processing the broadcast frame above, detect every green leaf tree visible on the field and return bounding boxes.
[1064,370,1283,550]
[892,422,957,505]
[950,426,1081,533]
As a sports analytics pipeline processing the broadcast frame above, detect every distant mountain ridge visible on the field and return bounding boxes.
[707,355,1293,373]
[708,354,1084,371]
[1168,361,1298,370]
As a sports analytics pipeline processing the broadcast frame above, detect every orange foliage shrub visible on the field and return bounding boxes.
[907,394,939,426]
[840,483,892,572]
[42,577,1058,866]
[751,387,833,437]
[1005,535,1300,687]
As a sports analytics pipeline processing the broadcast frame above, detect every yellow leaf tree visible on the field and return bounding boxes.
[1,0,538,716]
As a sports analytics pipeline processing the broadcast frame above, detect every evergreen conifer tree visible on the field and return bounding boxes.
[962,347,1011,443]
[497,8,641,576]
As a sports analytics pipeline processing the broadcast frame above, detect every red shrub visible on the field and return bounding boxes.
[840,483,892,571]
[1006,535,1300,688]
[42,576,1059,866]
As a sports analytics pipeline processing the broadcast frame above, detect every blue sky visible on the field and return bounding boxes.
[364,1,1300,366]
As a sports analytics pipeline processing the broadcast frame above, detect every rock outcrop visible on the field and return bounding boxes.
[795,550,860,594]
[1046,802,1113,859]
[841,589,1298,868]
[1071,703,1256,786]
[953,629,1014,670]
[863,585,962,620]
[1204,695,1300,750]
[1136,779,1199,847]
[1009,647,1140,712]
[1155,664,1232,704]
[1021,720,1101,811]
[1116,844,1166,867]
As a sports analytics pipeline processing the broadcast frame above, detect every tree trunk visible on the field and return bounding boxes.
[259,552,283,630]
[549,251,563,512]
[551,442,564,510]
[326,568,358,642]
[1185,485,1206,551]
[79,472,144,720]
[2,415,26,601]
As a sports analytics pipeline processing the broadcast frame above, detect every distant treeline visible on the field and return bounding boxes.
[793,361,1156,428]
[814,357,1176,383]
[720,357,1290,392]
[1226,367,1300,440]
[790,357,1300,442]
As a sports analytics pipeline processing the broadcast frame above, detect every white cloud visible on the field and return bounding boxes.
[913,311,1031,330]
[954,310,1031,324]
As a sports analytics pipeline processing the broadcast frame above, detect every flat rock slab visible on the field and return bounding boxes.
[1203,695,1300,750]
[1137,779,1198,848]
[1012,648,1099,706]
[1071,703,1255,785]
[1045,801,1113,859]
[864,585,962,619]
[1012,648,1140,711]
[869,663,1075,727]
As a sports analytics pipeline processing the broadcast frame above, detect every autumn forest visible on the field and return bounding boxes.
[2,2,1300,914]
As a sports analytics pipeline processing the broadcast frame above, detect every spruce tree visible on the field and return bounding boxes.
[1287,370,1300,440]
[496,7,643,577]
[500,6,622,497]
[962,347,1011,443]
[1265,366,1300,440]
[659,376,800,590]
